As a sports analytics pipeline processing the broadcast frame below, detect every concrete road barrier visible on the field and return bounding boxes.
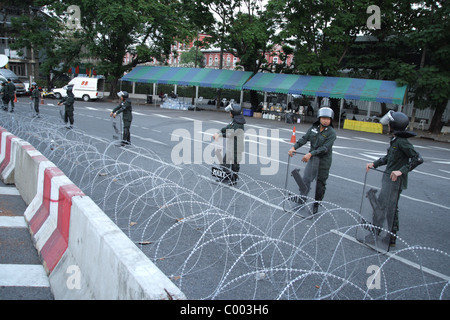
[0,125,186,300]
[0,130,17,184]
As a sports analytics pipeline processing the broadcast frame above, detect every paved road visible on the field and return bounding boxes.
[1,98,449,300]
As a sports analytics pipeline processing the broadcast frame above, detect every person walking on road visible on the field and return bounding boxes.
[110,91,133,146]
[57,85,75,128]
[30,82,41,117]
[288,107,337,214]
[366,110,423,247]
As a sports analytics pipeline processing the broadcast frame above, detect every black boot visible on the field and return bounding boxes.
[228,173,238,186]
[312,202,319,214]
[389,231,397,247]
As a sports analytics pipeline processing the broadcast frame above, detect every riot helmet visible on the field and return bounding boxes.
[318,107,334,119]
[118,91,129,99]
[380,110,409,132]
[225,103,242,116]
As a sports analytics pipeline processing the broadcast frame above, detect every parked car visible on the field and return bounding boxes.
[0,68,27,96]
[52,76,105,101]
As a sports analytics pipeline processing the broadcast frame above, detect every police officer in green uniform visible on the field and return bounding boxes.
[366,111,423,246]
[213,103,246,185]
[110,91,132,146]
[30,82,41,117]
[0,81,6,110]
[57,84,75,128]
[4,78,16,112]
[288,107,337,213]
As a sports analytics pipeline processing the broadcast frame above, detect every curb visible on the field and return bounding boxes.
[0,125,186,300]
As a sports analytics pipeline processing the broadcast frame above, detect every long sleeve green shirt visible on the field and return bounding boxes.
[373,135,423,190]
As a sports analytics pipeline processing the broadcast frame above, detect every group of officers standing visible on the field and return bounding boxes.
[1,81,423,248]
[0,78,16,112]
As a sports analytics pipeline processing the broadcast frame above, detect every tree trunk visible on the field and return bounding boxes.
[380,102,388,116]
[250,90,258,108]
[410,106,417,131]
[429,101,446,134]
[109,78,120,101]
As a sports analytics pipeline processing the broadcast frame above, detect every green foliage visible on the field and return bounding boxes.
[9,0,449,129]
[266,0,369,76]
[179,47,205,68]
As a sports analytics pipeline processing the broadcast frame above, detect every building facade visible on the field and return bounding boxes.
[139,33,294,71]
[0,7,39,82]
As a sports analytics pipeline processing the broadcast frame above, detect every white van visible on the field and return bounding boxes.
[53,76,105,101]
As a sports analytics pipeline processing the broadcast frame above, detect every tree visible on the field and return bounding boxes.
[18,0,195,98]
[265,0,371,116]
[266,0,369,77]
[5,2,82,87]
[343,1,449,133]
[225,8,275,107]
[179,47,205,68]
[390,1,450,133]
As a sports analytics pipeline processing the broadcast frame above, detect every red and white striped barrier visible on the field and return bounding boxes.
[25,165,85,273]
[0,129,17,184]
[0,125,185,299]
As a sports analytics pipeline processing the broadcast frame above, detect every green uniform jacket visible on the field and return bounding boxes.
[5,82,15,97]
[293,122,336,181]
[373,133,423,190]
[220,114,245,161]
[32,88,40,100]
[59,95,75,111]
[112,99,133,128]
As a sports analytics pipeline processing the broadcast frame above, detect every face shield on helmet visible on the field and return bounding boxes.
[64,84,74,92]
[225,103,242,115]
[380,110,409,132]
[318,107,334,119]
[118,91,129,99]
[380,110,394,125]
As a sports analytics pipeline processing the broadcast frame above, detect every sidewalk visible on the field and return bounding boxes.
[414,130,450,143]
[0,179,54,300]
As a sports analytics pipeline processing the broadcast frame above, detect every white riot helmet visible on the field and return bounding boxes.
[118,91,129,99]
[318,107,334,119]
[225,103,242,115]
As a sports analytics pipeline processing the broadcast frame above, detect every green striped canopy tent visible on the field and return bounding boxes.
[242,73,407,105]
[121,66,253,90]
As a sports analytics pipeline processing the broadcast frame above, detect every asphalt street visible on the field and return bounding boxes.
[0,97,449,300]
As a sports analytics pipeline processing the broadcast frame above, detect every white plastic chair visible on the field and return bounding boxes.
[418,120,426,130]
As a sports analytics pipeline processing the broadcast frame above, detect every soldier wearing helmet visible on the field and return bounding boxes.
[366,110,423,247]
[57,84,75,128]
[288,106,337,213]
[4,78,15,112]
[0,81,6,111]
[213,102,246,185]
[110,91,133,146]
[30,82,41,118]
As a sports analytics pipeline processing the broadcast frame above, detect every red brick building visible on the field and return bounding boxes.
[131,33,294,71]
